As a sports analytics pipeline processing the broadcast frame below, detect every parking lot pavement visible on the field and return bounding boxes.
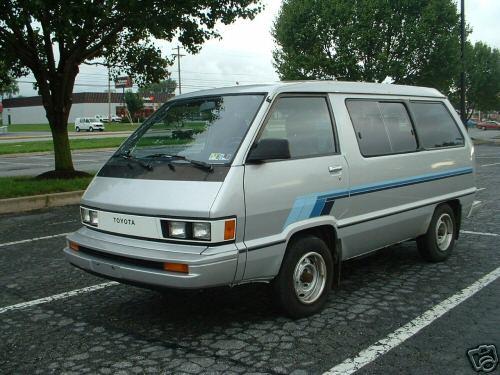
[469,127,500,142]
[0,144,499,374]
[0,150,115,177]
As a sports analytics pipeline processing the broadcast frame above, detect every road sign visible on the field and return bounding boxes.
[115,76,132,89]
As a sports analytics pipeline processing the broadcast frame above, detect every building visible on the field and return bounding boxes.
[1,92,173,125]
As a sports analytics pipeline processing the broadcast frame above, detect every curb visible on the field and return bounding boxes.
[0,190,84,215]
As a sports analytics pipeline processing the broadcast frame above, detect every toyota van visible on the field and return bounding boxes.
[65,82,481,317]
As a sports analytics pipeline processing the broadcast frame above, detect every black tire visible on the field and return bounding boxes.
[89,127,94,132]
[75,126,80,132]
[273,235,333,318]
[417,204,456,262]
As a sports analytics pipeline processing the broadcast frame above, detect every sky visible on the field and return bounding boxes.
[15,0,500,97]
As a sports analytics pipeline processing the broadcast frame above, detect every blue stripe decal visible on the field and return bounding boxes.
[283,167,473,229]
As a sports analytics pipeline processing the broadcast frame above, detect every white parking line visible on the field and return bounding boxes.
[476,187,486,192]
[324,266,500,375]
[460,230,499,237]
[481,162,500,167]
[0,232,72,248]
[0,282,119,315]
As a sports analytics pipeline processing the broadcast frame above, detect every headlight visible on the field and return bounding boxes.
[89,210,99,226]
[161,218,235,243]
[81,207,98,226]
[193,222,211,240]
[168,221,187,239]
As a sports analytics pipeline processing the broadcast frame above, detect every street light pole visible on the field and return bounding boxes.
[460,0,466,125]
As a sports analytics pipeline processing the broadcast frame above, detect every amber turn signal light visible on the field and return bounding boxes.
[163,262,189,274]
[224,219,236,241]
[69,241,79,252]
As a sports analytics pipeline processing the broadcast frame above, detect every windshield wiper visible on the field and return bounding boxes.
[118,151,153,171]
[144,153,213,172]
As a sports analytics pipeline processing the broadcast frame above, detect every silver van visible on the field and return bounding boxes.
[65,82,481,317]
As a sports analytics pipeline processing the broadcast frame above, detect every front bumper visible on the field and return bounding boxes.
[64,227,240,289]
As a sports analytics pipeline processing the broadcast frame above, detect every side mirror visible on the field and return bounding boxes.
[246,138,291,163]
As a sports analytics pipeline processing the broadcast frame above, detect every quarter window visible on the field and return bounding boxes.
[346,100,417,156]
[260,97,336,158]
[411,102,464,148]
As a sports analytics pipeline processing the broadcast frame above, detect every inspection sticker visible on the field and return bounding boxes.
[209,153,231,161]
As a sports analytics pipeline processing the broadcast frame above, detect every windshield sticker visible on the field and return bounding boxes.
[209,153,231,161]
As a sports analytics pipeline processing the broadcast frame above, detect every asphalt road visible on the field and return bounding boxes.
[0,144,499,374]
[0,150,115,177]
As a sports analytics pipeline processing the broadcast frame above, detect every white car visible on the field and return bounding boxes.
[75,117,105,132]
[95,114,122,123]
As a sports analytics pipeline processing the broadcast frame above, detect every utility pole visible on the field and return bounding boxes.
[107,65,111,123]
[460,0,466,126]
[172,46,185,95]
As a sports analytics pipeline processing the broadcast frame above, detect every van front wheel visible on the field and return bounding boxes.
[417,204,456,262]
[273,235,333,318]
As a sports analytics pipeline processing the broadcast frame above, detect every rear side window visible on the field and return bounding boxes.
[346,100,417,156]
[260,96,336,158]
[411,102,464,148]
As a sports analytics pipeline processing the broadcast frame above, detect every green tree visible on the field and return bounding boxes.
[273,0,461,92]
[0,1,262,177]
[139,79,177,95]
[451,42,500,118]
[0,58,19,98]
[124,91,144,122]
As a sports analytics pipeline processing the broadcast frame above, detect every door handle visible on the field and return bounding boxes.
[328,166,343,174]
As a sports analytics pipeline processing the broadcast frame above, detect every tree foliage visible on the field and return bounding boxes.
[0,50,19,97]
[273,0,461,93]
[138,79,177,95]
[0,0,262,175]
[124,91,144,121]
[451,42,500,116]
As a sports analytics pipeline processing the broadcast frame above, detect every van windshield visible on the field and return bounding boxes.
[117,94,265,165]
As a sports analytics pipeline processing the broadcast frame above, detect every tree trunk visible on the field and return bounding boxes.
[39,65,79,174]
[49,116,74,171]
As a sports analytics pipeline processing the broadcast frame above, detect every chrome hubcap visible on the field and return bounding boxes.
[293,251,327,304]
[435,213,453,251]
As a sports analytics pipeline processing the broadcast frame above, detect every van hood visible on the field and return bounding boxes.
[81,176,223,218]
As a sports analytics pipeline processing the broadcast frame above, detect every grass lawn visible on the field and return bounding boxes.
[0,137,193,155]
[0,137,128,155]
[0,175,94,199]
[7,123,140,133]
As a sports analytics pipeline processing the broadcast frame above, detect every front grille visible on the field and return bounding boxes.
[78,246,164,270]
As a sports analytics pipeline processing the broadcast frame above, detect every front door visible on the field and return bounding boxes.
[243,95,350,280]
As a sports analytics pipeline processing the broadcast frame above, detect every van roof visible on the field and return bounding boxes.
[171,81,445,101]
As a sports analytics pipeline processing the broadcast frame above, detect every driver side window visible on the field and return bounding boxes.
[260,96,337,158]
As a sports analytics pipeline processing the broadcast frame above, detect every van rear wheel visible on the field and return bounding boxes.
[75,126,80,132]
[89,127,94,132]
[273,235,333,318]
[417,204,456,262]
